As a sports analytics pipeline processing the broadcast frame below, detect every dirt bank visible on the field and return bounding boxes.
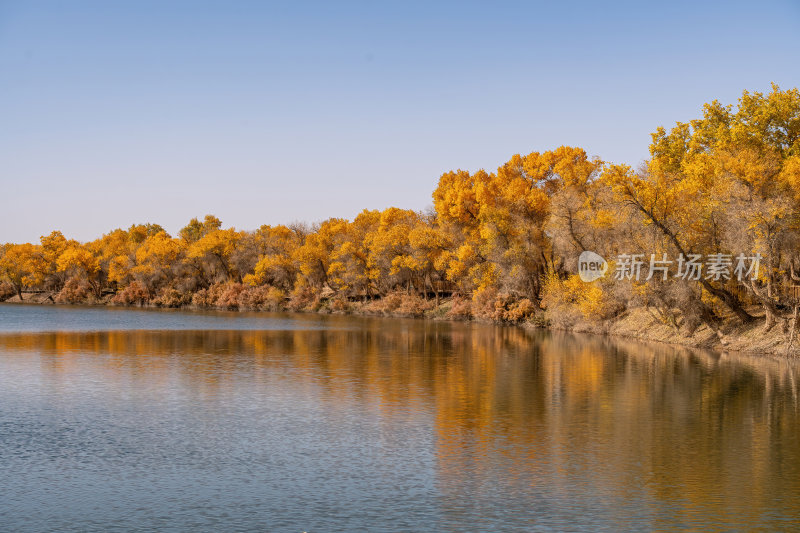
[2,292,798,359]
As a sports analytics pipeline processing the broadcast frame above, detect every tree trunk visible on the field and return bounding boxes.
[89,278,102,299]
[631,200,755,323]
[749,279,784,332]
[765,305,777,331]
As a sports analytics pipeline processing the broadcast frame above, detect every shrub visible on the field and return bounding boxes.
[541,273,618,328]
[192,288,213,308]
[236,285,259,310]
[112,281,149,306]
[471,287,496,320]
[446,296,473,319]
[329,295,351,312]
[503,298,535,322]
[288,285,320,311]
[396,293,433,317]
[380,291,403,313]
[217,283,246,310]
[153,287,191,308]
[0,281,15,302]
[264,287,286,311]
[191,282,233,309]
[237,285,285,311]
[471,289,538,322]
[365,291,434,317]
[56,277,91,304]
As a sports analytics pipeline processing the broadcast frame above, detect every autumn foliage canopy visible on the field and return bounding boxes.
[2,85,800,331]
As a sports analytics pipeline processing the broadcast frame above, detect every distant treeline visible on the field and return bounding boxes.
[2,85,800,337]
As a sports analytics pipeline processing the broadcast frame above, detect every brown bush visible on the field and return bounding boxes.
[446,296,473,319]
[56,278,91,304]
[396,293,433,317]
[153,287,191,308]
[112,281,150,306]
[191,288,213,308]
[216,283,246,310]
[468,289,537,322]
[237,285,263,310]
[329,295,351,312]
[362,297,385,315]
[366,291,433,317]
[288,285,320,311]
[236,285,285,311]
[192,282,233,308]
[0,281,15,302]
[380,291,403,313]
[471,288,504,321]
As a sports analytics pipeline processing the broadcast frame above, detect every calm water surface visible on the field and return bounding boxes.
[1,304,799,532]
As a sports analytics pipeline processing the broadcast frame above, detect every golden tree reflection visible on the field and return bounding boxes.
[1,324,799,528]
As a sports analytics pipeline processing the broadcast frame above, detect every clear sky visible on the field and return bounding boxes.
[1,0,799,243]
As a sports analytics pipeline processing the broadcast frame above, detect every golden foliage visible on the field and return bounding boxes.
[2,85,799,331]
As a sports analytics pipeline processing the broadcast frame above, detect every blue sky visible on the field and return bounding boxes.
[1,0,799,242]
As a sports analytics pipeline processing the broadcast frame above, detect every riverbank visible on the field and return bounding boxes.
[2,290,797,358]
[539,307,800,358]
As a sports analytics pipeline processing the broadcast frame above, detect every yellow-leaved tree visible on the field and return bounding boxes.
[0,243,41,299]
[57,245,102,298]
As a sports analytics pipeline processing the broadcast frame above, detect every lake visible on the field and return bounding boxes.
[1,304,799,532]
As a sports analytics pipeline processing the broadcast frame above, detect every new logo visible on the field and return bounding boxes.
[578,251,607,282]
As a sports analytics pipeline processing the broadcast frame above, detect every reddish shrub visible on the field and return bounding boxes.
[469,289,537,322]
[112,281,149,306]
[471,288,502,320]
[446,296,473,319]
[56,278,91,304]
[237,285,285,311]
[288,285,320,311]
[366,291,433,317]
[192,283,230,308]
[217,283,246,310]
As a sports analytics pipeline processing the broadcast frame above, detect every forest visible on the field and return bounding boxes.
[2,85,800,344]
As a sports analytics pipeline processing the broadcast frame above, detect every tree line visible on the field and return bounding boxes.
[2,84,800,337]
